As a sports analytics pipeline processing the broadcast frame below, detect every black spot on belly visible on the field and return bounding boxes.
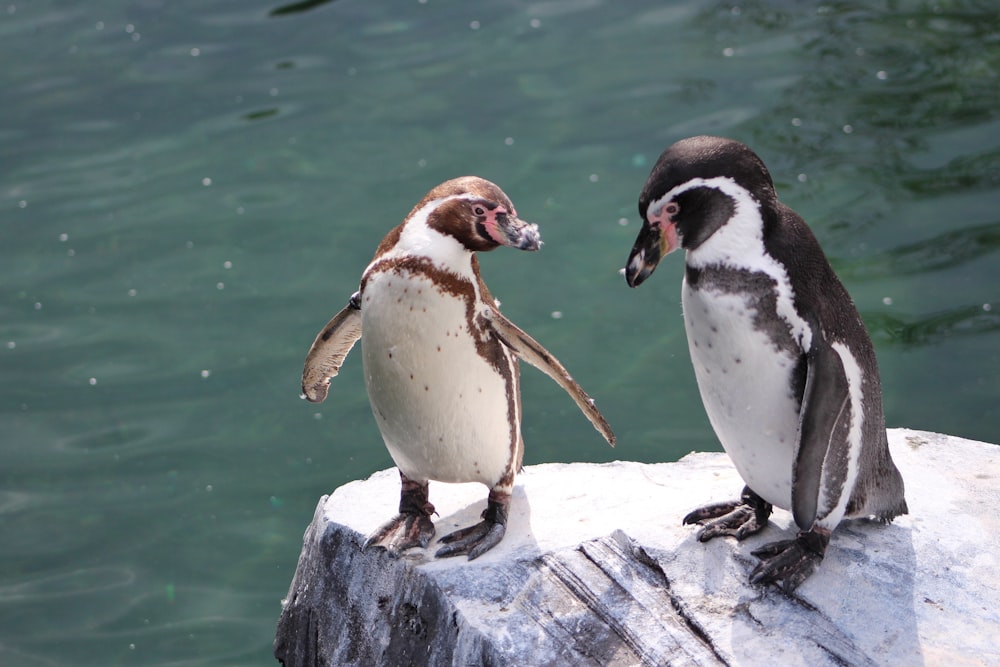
[735,357,742,364]
[687,267,801,356]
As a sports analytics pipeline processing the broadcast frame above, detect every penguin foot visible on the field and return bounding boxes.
[683,486,773,541]
[362,473,436,557]
[363,512,436,557]
[435,494,509,560]
[749,528,830,593]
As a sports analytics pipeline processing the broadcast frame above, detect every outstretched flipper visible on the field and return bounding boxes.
[480,307,615,447]
[301,292,363,403]
[683,486,772,541]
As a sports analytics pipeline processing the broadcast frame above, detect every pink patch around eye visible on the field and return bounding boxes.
[483,211,507,244]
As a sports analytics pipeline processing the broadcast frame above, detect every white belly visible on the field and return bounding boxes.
[360,269,517,486]
[683,283,801,510]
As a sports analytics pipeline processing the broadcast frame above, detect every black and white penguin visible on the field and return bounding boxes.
[302,176,615,560]
[624,136,907,592]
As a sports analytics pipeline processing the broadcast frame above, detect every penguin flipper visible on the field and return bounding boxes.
[792,335,851,530]
[301,292,363,403]
[480,308,615,447]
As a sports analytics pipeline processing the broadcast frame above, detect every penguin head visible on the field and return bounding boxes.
[625,136,777,287]
[418,176,541,254]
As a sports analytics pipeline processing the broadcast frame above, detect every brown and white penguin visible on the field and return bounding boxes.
[625,136,907,592]
[302,176,615,560]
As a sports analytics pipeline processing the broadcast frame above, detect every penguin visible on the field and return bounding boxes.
[624,136,907,592]
[302,176,615,560]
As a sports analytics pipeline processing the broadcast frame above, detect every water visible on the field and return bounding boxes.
[1,1,997,664]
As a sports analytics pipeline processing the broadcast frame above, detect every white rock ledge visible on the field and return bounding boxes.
[274,429,1000,666]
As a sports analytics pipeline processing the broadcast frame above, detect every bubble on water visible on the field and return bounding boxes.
[588,174,599,183]
[190,47,200,57]
[618,217,629,226]
[797,173,808,182]
[89,377,98,386]
[200,369,211,378]
[6,341,14,350]
[469,20,480,30]
[882,296,893,306]
[983,303,992,312]
[791,117,802,127]
[223,260,232,269]
[722,47,735,57]
[127,289,137,297]
[843,124,854,134]
[551,311,563,320]
[876,70,888,80]
[529,18,541,28]
[59,233,69,242]
[504,137,514,146]
[18,200,26,208]
[201,177,212,186]
[216,282,225,290]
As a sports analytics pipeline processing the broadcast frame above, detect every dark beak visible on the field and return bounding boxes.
[625,216,679,287]
[625,223,662,287]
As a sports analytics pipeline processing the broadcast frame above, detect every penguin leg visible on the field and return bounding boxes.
[683,486,773,541]
[435,488,509,560]
[749,527,830,593]
[362,472,436,558]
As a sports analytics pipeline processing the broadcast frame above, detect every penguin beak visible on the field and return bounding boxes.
[625,219,678,287]
[493,212,541,251]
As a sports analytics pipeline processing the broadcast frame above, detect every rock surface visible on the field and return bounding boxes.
[274,429,1000,666]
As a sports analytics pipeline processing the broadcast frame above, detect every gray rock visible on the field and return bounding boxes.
[274,429,1000,666]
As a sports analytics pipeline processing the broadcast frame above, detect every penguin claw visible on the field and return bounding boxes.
[684,487,773,542]
[362,512,435,557]
[749,530,830,593]
[435,521,506,560]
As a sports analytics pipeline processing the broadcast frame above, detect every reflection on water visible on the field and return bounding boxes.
[1,1,997,665]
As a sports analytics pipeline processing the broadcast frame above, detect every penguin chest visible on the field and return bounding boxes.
[682,282,803,510]
[360,268,519,487]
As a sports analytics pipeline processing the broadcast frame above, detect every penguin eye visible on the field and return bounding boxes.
[472,205,486,216]
[665,202,680,217]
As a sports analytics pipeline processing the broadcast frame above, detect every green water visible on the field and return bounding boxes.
[2,1,998,664]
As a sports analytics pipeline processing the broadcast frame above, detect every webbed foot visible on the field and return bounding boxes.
[362,474,435,558]
[683,486,773,541]
[363,512,435,557]
[435,493,509,560]
[750,528,830,593]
